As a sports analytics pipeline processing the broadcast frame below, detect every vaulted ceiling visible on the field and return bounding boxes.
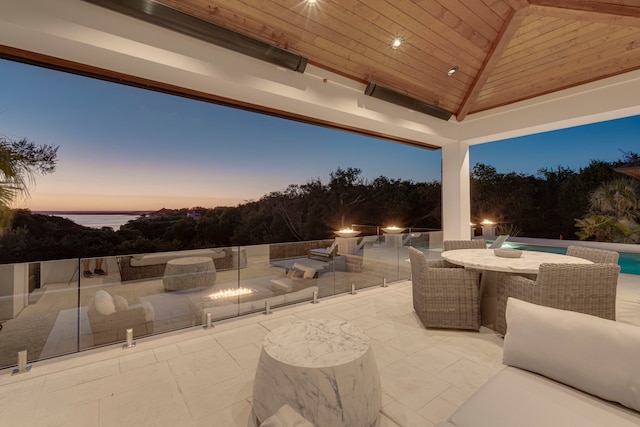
[155,0,640,121]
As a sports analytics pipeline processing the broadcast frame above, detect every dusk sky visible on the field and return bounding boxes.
[1,58,638,212]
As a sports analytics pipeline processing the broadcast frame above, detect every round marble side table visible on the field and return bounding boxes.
[162,256,216,292]
[252,319,381,427]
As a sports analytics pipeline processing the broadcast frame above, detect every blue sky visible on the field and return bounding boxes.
[0,58,638,211]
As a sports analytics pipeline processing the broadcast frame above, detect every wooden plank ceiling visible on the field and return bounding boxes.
[157,0,640,121]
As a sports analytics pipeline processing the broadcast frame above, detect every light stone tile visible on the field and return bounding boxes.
[384,330,440,355]
[382,400,434,427]
[346,315,387,331]
[417,396,458,424]
[214,324,268,350]
[153,344,182,362]
[176,335,221,355]
[373,412,401,427]
[33,399,99,427]
[370,339,406,369]
[401,345,461,376]
[439,385,475,407]
[435,335,504,371]
[41,358,120,393]
[167,347,244,394]
[194,399,256,427]
[37,362,174,417]
[0,376,45,426]
[258,314,299,331]
[435,358,499,395]
[379,360,451,411]
[292,305,349,320]
[365,322,414,343]
[119,349,157,372]
[381,392,396,407]
[183,370,254,421]
[99,369,194,427]
[225,342,263,372]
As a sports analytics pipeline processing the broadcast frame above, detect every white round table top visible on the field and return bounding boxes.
[263,319,370,368]
[441,248,593,275]
[166,256,213,266]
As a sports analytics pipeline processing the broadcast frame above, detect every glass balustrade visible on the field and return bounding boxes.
[0,231,443,369]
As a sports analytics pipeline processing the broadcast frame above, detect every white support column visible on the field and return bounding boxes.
[441,142,471,241]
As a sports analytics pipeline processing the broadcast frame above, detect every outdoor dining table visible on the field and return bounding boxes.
[440,248,593,329]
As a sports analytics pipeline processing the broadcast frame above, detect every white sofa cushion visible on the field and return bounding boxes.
[130,248,226,267]
[449,367,640,427]
[503,298,640,413]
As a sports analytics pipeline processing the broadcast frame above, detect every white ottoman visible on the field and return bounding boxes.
[253,319,381,427]
[162,256,216,292]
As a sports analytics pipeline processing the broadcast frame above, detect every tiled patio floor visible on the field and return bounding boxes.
[0,280,507,427]
[3,272,640,427]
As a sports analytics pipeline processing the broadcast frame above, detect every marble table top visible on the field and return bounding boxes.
[263,319,370,368]
[441,249,593,275]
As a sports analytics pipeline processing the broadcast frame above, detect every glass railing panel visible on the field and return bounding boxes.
[1,258,81,369]
[268,239,337,301]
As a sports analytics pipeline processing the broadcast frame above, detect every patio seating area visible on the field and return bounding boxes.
[1,267,639,426]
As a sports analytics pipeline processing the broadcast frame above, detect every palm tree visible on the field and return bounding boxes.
[576,177,640,243]
[588,178,640,222]
[0,137,58,232]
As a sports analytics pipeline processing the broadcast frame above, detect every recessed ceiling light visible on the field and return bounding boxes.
[447,66,459,76]
[307,0,317,5]
[391,36,404,50]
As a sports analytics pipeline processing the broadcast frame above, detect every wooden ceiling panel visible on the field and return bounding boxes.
[473,19,640,112]
[153,0,640,120]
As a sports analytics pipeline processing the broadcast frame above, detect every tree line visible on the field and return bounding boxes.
[0,153,638,264]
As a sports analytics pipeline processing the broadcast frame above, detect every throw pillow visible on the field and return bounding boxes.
[113,295,129,311]
[503,297,640,413]
[93,290,116,316]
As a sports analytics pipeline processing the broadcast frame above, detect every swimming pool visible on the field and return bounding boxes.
[501,242,640,275]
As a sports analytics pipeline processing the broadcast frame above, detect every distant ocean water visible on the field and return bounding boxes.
[58,214,140,230]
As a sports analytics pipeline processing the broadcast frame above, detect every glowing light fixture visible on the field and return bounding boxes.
[391,36,404,49]
[481,219,496,225]
[382,226,404,234]
[307,0,318,4]
[447,66,459,76]
[335,228,361,238]
[207,287,255,300]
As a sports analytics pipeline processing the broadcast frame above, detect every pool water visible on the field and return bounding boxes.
[501,242,640,275]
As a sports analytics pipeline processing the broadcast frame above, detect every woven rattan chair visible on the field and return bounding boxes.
[443,240,487,251]
[496,262,620,335]
[408,247,481,331]
[566,245,619,264]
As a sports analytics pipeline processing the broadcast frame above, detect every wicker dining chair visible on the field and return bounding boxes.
[443,240,488,251]
[408,247,482,331]
[566,245,619,264]
[496,262,620,335]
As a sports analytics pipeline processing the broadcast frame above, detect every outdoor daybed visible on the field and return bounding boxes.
[437,298,640,427]
[118,248,237,282]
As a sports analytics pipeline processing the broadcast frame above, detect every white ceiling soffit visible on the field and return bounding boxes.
[1,0,639,149]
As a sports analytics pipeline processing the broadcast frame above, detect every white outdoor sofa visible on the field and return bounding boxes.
[437,298,640,427]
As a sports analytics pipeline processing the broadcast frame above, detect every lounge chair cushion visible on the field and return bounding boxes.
[503,298,640,412]
[292,262,317,279]
[93,290,116,316]
[130,248,227,267]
